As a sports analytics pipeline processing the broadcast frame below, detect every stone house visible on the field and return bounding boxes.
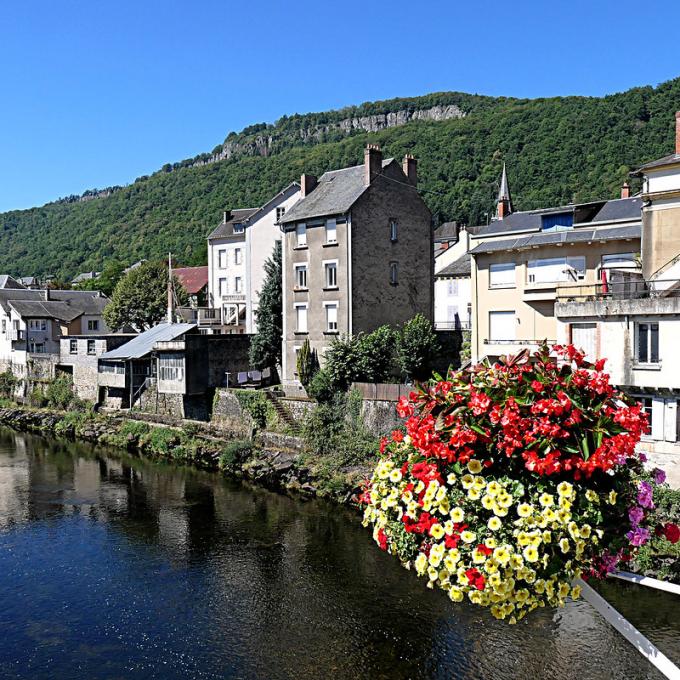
[279,144,433,387]
[206,183,300,334]
[469,166,641,364]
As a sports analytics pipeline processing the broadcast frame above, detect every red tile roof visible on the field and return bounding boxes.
[174,266,208,295]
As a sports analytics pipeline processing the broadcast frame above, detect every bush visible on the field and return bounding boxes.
[29,386,47,408]
[397,314,439,380]
[0,369,18,399]
[296,338,319,387]
[140,426,180,456]
[218,439,253,471]
[233,390,274,430]
[45,376,75,410]
[306,368,336,404]
[54,410,94,436]
[357,326,398,383]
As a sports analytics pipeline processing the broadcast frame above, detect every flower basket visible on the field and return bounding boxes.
[361,344,678,623]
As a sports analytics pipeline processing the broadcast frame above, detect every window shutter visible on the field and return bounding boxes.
[664,400,677,442]
[651,398,665,441]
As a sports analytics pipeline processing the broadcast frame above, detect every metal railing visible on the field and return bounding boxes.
[556,279,680,303]
[483,338,555,346]
[435,321,472,330]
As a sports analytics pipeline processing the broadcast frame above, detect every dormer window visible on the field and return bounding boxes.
[233,223,244,234]
[541,213,573,232]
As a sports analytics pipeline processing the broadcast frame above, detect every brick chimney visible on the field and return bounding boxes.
[402,154,417,186]
[223,210,229,223]
[364,144,382,186]
[300,173,317,197]
[676,111,680,154]
[621,182,631,199]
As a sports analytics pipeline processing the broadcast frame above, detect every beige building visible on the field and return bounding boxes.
[555,112,680,485]
[469,169,641,363]
[279,145,432,388]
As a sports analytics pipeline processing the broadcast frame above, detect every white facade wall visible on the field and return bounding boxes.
[434,277,471,329]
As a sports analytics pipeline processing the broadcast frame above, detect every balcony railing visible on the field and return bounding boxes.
[221,294,245,303]
[556,279,680,303]
[9,330,24,342]
[484,339,555,346]
[435,321,472,330]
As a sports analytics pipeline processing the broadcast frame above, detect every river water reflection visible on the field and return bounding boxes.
[0,428,677,679]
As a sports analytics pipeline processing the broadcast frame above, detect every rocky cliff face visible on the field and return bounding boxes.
[192,104,466,166]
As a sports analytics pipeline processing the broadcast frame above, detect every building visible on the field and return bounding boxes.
[279,144,433,387]
[174,266,209,308]
[207,183,300,334]
[57,334,134,401]
[0,289,110,385]
[434,222,473,331]
[554,112,680,482]
[71,271,100,286]
[469,166,642,364]
[0,275,26,290]
[98,322,250,418]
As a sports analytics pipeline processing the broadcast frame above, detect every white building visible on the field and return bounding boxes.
[434,224,472,330]
[207,183,300,334]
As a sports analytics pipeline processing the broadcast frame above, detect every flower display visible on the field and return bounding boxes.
[361,343,678,623]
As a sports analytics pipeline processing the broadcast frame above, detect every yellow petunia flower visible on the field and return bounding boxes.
[517,503,533,518]
[450,507,465,523]
[488,516,502,531]
[539,493,554,507]
[460,530,476,543]
[523,546,539,563]
[467,459,483,474]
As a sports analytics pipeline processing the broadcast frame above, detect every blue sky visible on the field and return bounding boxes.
[1,0,678,213]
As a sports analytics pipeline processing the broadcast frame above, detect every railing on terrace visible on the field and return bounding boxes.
[435,321,472,331]
[556,279,680,303]
[483,338,555,345]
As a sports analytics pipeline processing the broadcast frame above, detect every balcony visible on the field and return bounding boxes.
[221,294,246,303]
[9,329,24,342]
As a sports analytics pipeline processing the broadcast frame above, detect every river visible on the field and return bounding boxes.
[0,428,677,680]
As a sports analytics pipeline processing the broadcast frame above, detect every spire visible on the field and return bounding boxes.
[496,162,512,219]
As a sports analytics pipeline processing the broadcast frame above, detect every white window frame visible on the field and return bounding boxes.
[218,249,227,269]
[234,276,243,294]
[488,311,516,342]
[87,339,96,356]
[634,321,660,366]
[218,277,228,297]
[294,303,308,333]
[296,223,307,248]
[276,206,286,223]
[233,223,244,234]
[69,339,78,355]
[323,260,338,289]
[446,279,459,296]
[295,264,308,289]
[234,248,242,265]
[325,219,337,244]
[324,301,339,333]
[489,262,516,288]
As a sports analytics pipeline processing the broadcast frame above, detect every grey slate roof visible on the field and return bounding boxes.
[589,197,643,223]
[434,221,459,241]
[208,208,258,240]
[436,254,471,278]
[0,275,25,290]
[280,159,394,224]
[100,323,196,360]
[635,153,680,173]
[0,289,107,317]
[9,300,83,322]
[469,224,641,255]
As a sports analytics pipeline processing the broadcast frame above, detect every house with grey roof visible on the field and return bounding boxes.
[469,165,642,364]
[0,288,110,389]
[207,183,300,335]
[279,144,432,388]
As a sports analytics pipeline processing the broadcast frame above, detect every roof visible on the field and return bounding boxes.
[436,254,471,278]
[590,197,643,223]
[0,289,107,318]
[18,276,37,285]
[173,266,208,295]
[434,221,459,241]
[497,162,512,208]
[469,224,641,255]
[280,158,394,224]
[0,275,25,290]
[208,208,258,240]
[635,153,680,174]
[99,323,197,360]
[72,271,99,284]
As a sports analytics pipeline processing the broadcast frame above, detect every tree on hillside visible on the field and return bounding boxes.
[249,242,282,370]
[75,260,126,297]
[103,260,188,332]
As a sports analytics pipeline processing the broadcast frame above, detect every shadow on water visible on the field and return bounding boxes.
[0,427,677,680]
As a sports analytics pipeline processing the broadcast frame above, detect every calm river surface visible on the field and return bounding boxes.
[0,428,678,680]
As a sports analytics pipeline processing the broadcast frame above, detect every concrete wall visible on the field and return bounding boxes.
[211,389,253,435]
[641,197,680,279]
[207,335,251,387]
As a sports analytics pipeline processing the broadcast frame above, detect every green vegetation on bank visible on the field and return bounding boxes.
[2,78,680,278]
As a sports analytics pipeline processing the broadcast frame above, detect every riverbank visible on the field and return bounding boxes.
[0,405,372,504]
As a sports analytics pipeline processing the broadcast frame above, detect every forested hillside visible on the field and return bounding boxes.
[2,78,680,279]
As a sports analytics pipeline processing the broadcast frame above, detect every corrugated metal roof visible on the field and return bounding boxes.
[469,224,641,255]
[280,158,394,224]
[99,323,196,360]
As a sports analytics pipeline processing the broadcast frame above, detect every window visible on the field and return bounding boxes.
[296,223,307,247]
[219,278,228,296]
[233,223,244,234]
[324,261,337,288]
[390,219,398,242]
[29,319,47,331]
[571,323,597,360]
[446,305,459,324]
[295,304,308,333]
[636,322,659,364]
[601,252,637,269]
[99,361,125,375]
[276,206,286,223]
[87,339,96,356]
[159,354,184,382]
[234,277,243,294]
[69,339,78,355]
[527,256,585,283]
[390,262,398,285]
[541,213,573,231]
[489,262,516,288]
[295,264,308,289]
[29,342,45,353]
[88,319,99,331]
[488,311,516,342]
[218,250,227,268]
[325,219,337,244]
[446,279,459,296]
[234,248,242,265]
[325,303,338,332]
[1,320,5,334]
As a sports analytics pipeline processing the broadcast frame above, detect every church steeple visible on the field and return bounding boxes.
[496,162,512,219]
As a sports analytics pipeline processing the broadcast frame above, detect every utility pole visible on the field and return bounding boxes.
[167,252,173,324]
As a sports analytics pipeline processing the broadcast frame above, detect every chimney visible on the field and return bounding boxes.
[621,182,631,199]
[676,111,680,155]
[223,210,229,223]
[402,154,417,186]
[364,144,382,186]
[300,173,317,197]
